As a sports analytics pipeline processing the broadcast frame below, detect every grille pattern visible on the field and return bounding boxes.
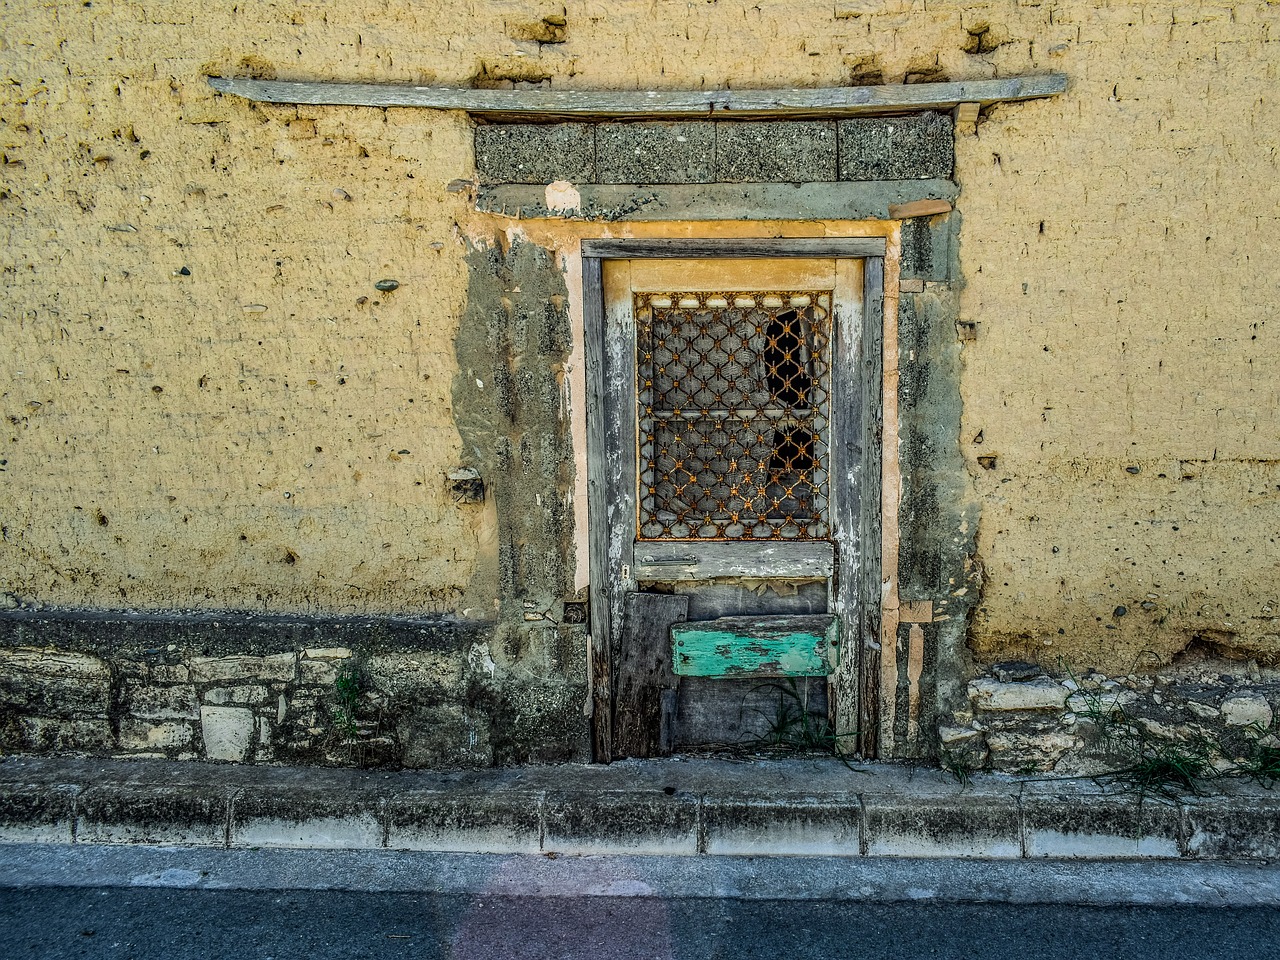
[636,291,831,540]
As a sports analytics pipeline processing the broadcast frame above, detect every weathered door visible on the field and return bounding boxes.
[583,239,883,761]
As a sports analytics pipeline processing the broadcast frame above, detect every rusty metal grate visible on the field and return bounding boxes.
[636,290,831,540]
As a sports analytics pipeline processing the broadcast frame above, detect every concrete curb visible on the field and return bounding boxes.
[1,756,1278,860]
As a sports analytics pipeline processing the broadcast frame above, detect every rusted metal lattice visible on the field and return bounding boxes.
[637,291,831,540]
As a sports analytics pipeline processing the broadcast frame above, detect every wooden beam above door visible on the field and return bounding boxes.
[206,75,1067,121]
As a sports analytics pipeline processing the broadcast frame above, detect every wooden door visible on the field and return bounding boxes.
[583,239,884,762]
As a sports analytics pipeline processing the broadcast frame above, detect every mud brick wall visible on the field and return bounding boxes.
[1,1,1277,769]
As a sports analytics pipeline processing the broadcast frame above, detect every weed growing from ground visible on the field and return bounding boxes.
[749,679,861,768]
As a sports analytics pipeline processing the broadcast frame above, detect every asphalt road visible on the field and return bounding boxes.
[4,845,1280,960]
[4,886,1279,960]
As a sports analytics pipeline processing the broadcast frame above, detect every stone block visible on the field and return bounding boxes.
[0,649,111,714]
[597,122,715,184]
[0,782,76,843]
[298,657,340,685]
[231,791,385,849]
[861,772,1022,857]
[118,718,194,752]
[204,684,271,706]
[702,796,861,855]
[715,121,837,182]
[8,716,114,752]
[191,654,296,685]
[365,652,465,698]
[387,789,543,853]
[200,706,254,761]
[1185,788,1280,859]
[899,215,956,282]
[971,677,1069,712]
[122,683,199,720]
[987,730,1083,772]
[1022,787,1182,857]
[77,784,228,846]
[474,123,595,184]
[838,112,954,180]
[1221,695,1273,729]
[543,790,699,855]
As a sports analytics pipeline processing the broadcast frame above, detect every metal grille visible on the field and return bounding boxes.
[637,291,831,540]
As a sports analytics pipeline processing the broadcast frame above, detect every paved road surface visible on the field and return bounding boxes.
[3,845,1278,960]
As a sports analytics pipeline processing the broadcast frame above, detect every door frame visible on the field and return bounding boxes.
[582,237,886,762]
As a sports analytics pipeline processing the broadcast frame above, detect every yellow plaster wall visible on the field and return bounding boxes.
[1,2,1277,667]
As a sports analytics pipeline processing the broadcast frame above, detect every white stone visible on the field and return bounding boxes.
[191,653,296,684]
[969,678,1068,712]
[1185,701,1221,720]
[938,725,981,745]
[1221,695,1273,730]
[119,719,193,751]
[200,706,254,761]
[204,685,270,706]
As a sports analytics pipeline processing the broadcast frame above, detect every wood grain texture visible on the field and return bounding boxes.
[857,257,886,758]
[207,76,1067,119]
[581,238,887,260]
[633,540,834,581]
[613,592,689,759]
[673,614,837,678]
[582,255,613,763]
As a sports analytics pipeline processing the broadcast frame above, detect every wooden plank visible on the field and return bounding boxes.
[886,198,953,220]
[954,101,981,136]
[829,257,864,754]
[898,599,934,623]
[207,75,1067,119]
[613,593,689,759]
[582,254,613,763]
[634,540,834,581]
[673,615,837,678]
[673,677,828,748]
[580,238,887,260]
[857,257,885,758]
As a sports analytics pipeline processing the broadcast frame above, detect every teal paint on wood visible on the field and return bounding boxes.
[672,615,837,678]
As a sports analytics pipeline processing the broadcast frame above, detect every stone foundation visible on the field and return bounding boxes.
[0,609,589,769]
[948,654,1280,780]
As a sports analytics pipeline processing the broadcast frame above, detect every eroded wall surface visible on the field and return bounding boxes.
[1,1,1278,769]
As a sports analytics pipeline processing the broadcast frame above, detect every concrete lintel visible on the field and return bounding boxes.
[474,180,959,222]
[207,75,1067,120]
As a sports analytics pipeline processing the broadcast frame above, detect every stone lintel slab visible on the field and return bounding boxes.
[838,112,954,181]
[474,179,958,222]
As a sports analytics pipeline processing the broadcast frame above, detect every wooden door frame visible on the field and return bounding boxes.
[582,237,885,762]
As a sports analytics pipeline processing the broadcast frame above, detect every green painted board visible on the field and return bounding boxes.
[671,614,838,678]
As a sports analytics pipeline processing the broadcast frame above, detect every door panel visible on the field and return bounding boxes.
[587,243,878,760]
